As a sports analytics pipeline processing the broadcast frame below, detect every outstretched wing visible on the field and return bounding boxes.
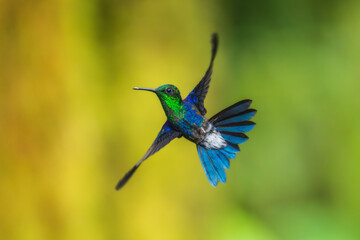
[115,121,181,190]
[185,33,219,115]
[139,121,181,161]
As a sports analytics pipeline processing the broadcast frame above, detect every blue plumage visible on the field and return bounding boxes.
[216,121,255,133]
[205,149,227,183]
[197,145,218,186]
[221,132,248,144]
[215,109,257,125]
[196,99,256,186]
[223,144,240,154]
[197,146,228,186]
[213,149,230,169]
[218,148,236,159]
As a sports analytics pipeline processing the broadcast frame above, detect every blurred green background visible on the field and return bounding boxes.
[1,0,360,239]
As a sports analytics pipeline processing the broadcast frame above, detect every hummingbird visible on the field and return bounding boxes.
[116,33,256,190]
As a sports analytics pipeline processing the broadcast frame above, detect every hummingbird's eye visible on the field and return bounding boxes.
[166,88,172,93]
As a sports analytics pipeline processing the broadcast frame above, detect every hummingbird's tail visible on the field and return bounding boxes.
[196,100,256,187]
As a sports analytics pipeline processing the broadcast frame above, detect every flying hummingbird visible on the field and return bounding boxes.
[116,33,256,190]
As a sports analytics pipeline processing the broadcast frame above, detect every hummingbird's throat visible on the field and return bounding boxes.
[160,96,184,120]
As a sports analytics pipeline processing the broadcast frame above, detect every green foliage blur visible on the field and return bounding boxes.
[1,0,360,239]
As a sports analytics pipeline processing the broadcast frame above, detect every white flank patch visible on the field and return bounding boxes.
[202,130,227,149]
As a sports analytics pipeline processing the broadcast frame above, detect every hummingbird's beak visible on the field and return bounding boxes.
[133,87,157,93]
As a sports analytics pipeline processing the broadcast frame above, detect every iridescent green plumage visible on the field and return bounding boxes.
[156,85,185,122]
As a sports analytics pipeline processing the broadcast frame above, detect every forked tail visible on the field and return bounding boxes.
[197,100,256,187]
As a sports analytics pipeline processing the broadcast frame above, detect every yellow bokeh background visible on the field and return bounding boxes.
[1,1,360,239]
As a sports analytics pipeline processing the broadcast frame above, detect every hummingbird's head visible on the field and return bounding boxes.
[155,84,182,101]
[133,84,182,101]
[133,84,183,116]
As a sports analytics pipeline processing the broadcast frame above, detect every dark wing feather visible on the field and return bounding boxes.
[185,33,219,115]
[115,121,181,190]
[140,122,181,161]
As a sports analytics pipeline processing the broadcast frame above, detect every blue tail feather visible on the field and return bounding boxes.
[219,149,235,159]
[205,149,227,183]
[213,149,230,169]
[215,109,257,126]
[197,145,218,187]
[223,146,239,155]
[216,121,256,133]
[225,142,240,153]
[210,100,252,123]
[221,131,248,144]
[197,145,233,186]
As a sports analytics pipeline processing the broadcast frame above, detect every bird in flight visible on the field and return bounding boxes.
[116,33,256,190]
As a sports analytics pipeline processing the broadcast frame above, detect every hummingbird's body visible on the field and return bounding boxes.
[116,34,256,190]
[167,98,226,148]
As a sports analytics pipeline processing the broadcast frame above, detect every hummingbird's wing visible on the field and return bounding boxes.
[139,121,181,161]
[115,121,181,190]
[185,33,218,115]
